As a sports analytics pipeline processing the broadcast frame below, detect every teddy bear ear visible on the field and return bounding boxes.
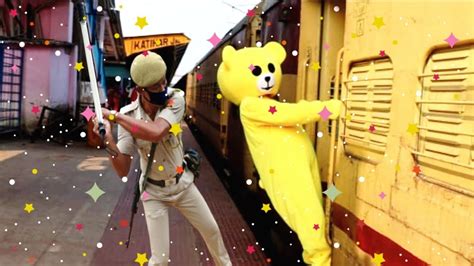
[222,45,237,69]
[263,42,287,64]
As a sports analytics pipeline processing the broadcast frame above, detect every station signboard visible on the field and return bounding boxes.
[123,34,190,56]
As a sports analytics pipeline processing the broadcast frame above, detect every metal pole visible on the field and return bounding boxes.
[76,1,106,137]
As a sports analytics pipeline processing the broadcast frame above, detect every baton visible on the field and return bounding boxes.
[76,1,106,137]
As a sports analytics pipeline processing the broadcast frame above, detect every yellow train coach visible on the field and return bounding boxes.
[185,0,474,265]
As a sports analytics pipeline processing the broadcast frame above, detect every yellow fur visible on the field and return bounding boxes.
[218,42,341,266]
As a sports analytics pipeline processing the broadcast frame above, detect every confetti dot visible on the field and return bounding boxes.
[32,168,38,175]
[256,41,262,47]
[121,177,128,183]
[317,131,323,138]
[96,242,103,249]
[80,132,86,138]
[334,6,340,12]
[82,252,87,257]
[333,242,341,249]
[291,50,298,56]
[19,41,25,48]
[216,94,222,100]
[158,165,164,171]
[416,90,422,97]
[281,40,287,46]
[96,6,103,12]
[359,176,365,182]
[352,75,359,82]
[9,179,15,185]
[114,33,120,39]
[246,179,253,185]
[115,76,121,82]
[55,50,61,56]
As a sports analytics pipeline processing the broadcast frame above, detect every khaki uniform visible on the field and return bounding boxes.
[116,88,231,266]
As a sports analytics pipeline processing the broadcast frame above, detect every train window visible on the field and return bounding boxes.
[414,44,474,191]
[343,58,393,163]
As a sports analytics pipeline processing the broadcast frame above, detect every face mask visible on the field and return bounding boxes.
[145,88,169,105]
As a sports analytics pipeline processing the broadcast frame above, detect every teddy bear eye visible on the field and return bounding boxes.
[252,66,262,76]
[268,63,275,73]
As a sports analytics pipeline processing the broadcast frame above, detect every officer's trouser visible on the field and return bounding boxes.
[141,171,232,266]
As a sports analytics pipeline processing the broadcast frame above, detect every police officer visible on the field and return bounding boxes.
[93,51,232,266]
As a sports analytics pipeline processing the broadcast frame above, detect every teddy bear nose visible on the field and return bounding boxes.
[264,76,271,82]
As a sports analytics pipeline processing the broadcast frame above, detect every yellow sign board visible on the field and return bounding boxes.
[123,34,190,56]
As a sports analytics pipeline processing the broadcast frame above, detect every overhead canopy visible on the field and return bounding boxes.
[123,33,191,57]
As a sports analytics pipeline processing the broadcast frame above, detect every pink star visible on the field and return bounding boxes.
[142,50,149,56]
[318,106,332,121]
[323,43,330,51]
[433,73,440,80]
[11,65,19,72]
[119,219,129,228]
[369,124,376,133]
[80,106,95,121]
[196,73,203,81]
[31,105,41,115]
[131,124,139,133]
[9,9,18,17]
[313,224,320,231]
[444,33,459,48]
[207,33,221,47]
[248,64,255,71]
[268,106,277,115]
[379,50,385,57]
[246,245,256,254]
[247,9,256,18]
[75,223,83,231]
[356,219,365,229]
[86,44,92,50]
[378,192,386,199]
[141,191,150,201]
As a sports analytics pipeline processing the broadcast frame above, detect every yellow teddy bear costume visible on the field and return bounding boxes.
[217,42,341,266]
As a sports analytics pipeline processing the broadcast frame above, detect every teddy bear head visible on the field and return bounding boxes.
[217,42,286,105]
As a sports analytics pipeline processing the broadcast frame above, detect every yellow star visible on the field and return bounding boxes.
[372,16,385,29]
[261,203,271,213]
[351,32,358,38]
[453,94,461,100]
[407,123,419,135]
[310,62,321,71]
[134,253,148,266]
[345,114,352,121]
[392,40,398,45]
[169,123,182,136]
[24,203,35,213]
[135,16,148,30]
[74,62,84,72]
[372,253,385,266]
[395,164,401,172]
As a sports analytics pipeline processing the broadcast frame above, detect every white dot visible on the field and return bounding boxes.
[60,23,64,27]
[416,90,422,97]
[334,6,340,12]
[60,259,63,263]
[96,5,103,12]
[246,179,252,185]
[359,176,365,182]
[292,50,298,56]
[96,242,103,248]
[19,42,25,48]
[317,131,323,138]
[37,221,41,224]
[115,76,121,82]
[122,177,128,183]
[256,41,262,47]
[80,132,86,138]
[9,179,15,185]
[55,50,61,56]
[14,222,18,226]
[333,242,341,248]
[352,75,359,82]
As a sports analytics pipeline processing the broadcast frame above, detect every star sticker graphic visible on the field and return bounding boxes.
[318,106,332,121]
[247,9,256,17]
[246,245,256,254]
[378,192,386,199]
[369,124,376,133]
[444,32,459,48]
[407,123,419,135]
[372,16,385,29]
[313,224,320,231]
[351,32,358,39]
[248,64,255,71]
[169,123,182,136]
[11,64,19,72]
[131,124,139,133]
[119,219,129,228]
[141,191,150,201]
[268,106,277,115]
[345,114,352,121]
[323,43,330,50]
[26,256,37,265]
[76,223,84,231]
[31,105,41,115]
[74,62,84,72]
[310,62,321,71]
[453,94,461,100]
[261,203,271,213]
[134,253,149,266]
[196,73,203,81]
[395,164,401,172]
[433,73,440,80]
[323,184,342,202]
[379,50,386,57]
[9,9,18,17]
[24,203,35,214]
[167,99,175,107]
[356,219,365,229]
[207,33,221,47]
[142,50,149,56]
[135,17,148,29]
[81,106,95,121]
[85,182,106,203]
[372,253,385,266]
[86,44,93,50]
[176,166,184,174]
[413,165,421,175]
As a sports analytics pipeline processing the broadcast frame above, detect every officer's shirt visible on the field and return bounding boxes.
[116,87,185,181]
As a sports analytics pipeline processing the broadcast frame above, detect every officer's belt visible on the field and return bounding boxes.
[147,163,185,187]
